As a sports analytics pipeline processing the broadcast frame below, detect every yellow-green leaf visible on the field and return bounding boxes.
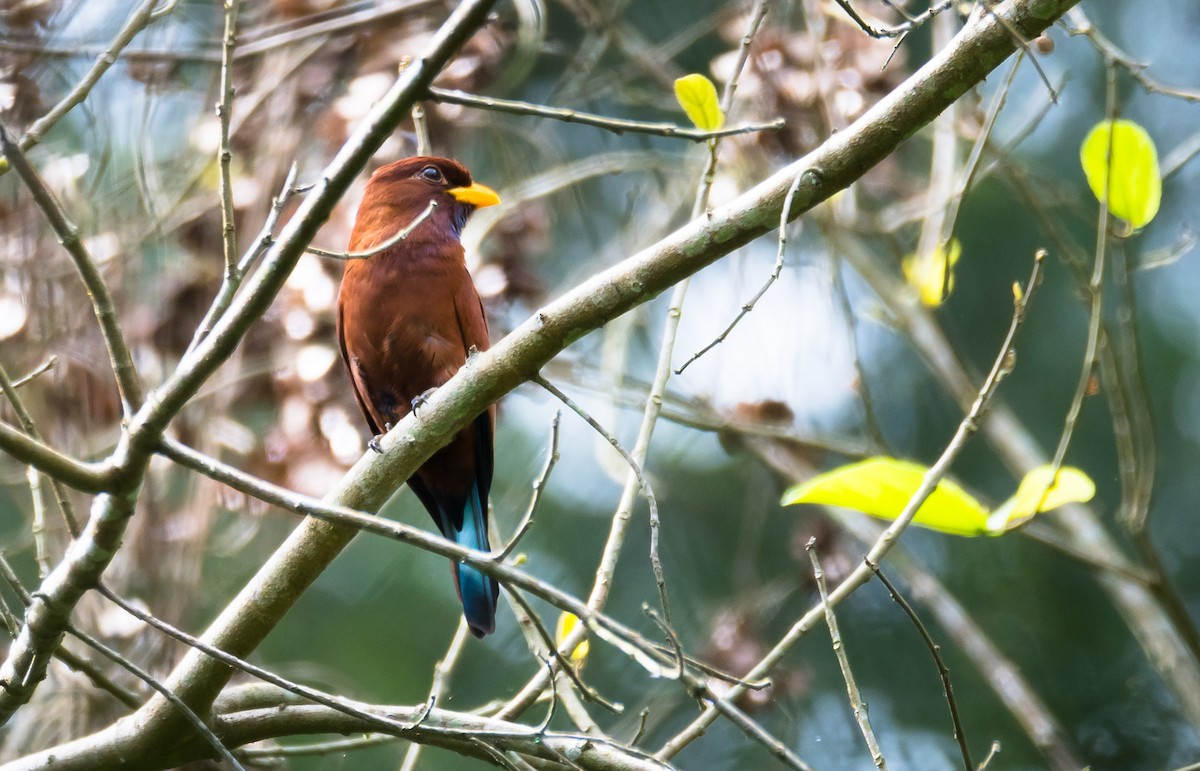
[987,465,1095,533]
[674,74,724,131]
[781,457,990,536]
[555,611,590,666]
[902,238,962,307]
[1080,119,1161,230]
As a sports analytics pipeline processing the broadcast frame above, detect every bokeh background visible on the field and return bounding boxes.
[2,0,1200,768]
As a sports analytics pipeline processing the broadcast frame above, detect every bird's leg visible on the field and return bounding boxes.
[368,422,393,454]
[410,388,437,416]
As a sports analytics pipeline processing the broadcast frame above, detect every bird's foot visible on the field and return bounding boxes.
[411,388,437,415]
[368,422,393,454]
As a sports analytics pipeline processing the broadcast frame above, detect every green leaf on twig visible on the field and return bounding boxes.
[782,457,1096,537]
[674,74,724,131]
[1080,119,1161,230]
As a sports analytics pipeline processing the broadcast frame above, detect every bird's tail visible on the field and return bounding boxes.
[451,480,499,638]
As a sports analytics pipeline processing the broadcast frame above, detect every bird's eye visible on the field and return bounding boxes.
[419,166,443,182]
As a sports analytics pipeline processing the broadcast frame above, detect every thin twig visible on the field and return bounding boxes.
[11,356,57,389]
[10,0,165,156]
[1031,58,1116,513]
[427,86,785,142]
[398,619,470,771]
[155,438,694,686]
[868,561,971,770]
[978,741,1002,769]
[531,371,682,675]
[470,737,527,771]
[808,540,885,769]
[752,446,1081,769]
[500,557,603,735]
[92,583,440,739]
[217,0,243,279]
[0,125,144,415]
[0,556,241,767]
[68,625,246,771]
[530,375,665,646]
[0,566,140,710]
[183,163,301,359]
[505,571,623,715]
[831,0,954,39]
[978,3,1057,102]
[306,200,437,260]
[0,359,82,536]
[27,467,49,579]
[1063,8,1200,103]
[675,166,805,374]
[493,410,561,560]
[936,53,1023,251]
[502,0,774,720]
[659,250,1047,760]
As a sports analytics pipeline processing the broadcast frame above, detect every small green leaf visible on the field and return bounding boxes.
[1080,119,1161,230]
[902,238,962,307]
[781,457,990,536]
[987,465,1095,533]
[674,74,724,131]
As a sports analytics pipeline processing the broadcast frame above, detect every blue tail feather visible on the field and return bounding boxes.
[455,481,498,637]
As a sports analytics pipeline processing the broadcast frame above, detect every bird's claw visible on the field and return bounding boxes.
[411,388,437,415]
[368,423,393,454]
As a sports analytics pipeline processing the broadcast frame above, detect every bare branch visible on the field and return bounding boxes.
[4,0,1080,761]
[493,409,562,560]
[0,420,111,494]
[216,0,243,279]
[659,250,1046,759]
[868,561,972,771]
[0,0,503,730]
[427,86,785,141]
[809,541,885,768]
[0,126,144,415]
[10,0,165,154]
[306,200,437,260]
[832,0,955,39]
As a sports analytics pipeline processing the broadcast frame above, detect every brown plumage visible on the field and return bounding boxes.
[336,156,501,637]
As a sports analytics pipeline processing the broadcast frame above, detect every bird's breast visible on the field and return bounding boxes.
[338,246,483,407]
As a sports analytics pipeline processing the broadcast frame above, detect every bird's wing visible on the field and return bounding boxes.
[336,289,384,436]
[450,266,495,511]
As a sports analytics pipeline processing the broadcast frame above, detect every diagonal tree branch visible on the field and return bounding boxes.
[0,0,1083,766]
[138,0,1076,742]
[0,0,502,731]
[8,0,165,156]
[0,126,144,416]
[0,421,111,494]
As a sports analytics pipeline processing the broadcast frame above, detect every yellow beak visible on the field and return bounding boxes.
[447,181,501,208]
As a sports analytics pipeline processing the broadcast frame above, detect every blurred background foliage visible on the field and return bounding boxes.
[1,0,1199,768]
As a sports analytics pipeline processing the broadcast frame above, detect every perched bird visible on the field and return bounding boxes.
[336,156,502,637]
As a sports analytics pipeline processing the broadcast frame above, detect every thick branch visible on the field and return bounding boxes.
[149,0,1075,739]
[7,701,672,771]
[0,421,111,493]
[4,0,1081,765]
[0,0,501,732]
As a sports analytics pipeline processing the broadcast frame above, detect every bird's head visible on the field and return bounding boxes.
[361,156,501,242]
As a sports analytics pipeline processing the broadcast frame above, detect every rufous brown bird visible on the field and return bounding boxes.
[337,156,501,637]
